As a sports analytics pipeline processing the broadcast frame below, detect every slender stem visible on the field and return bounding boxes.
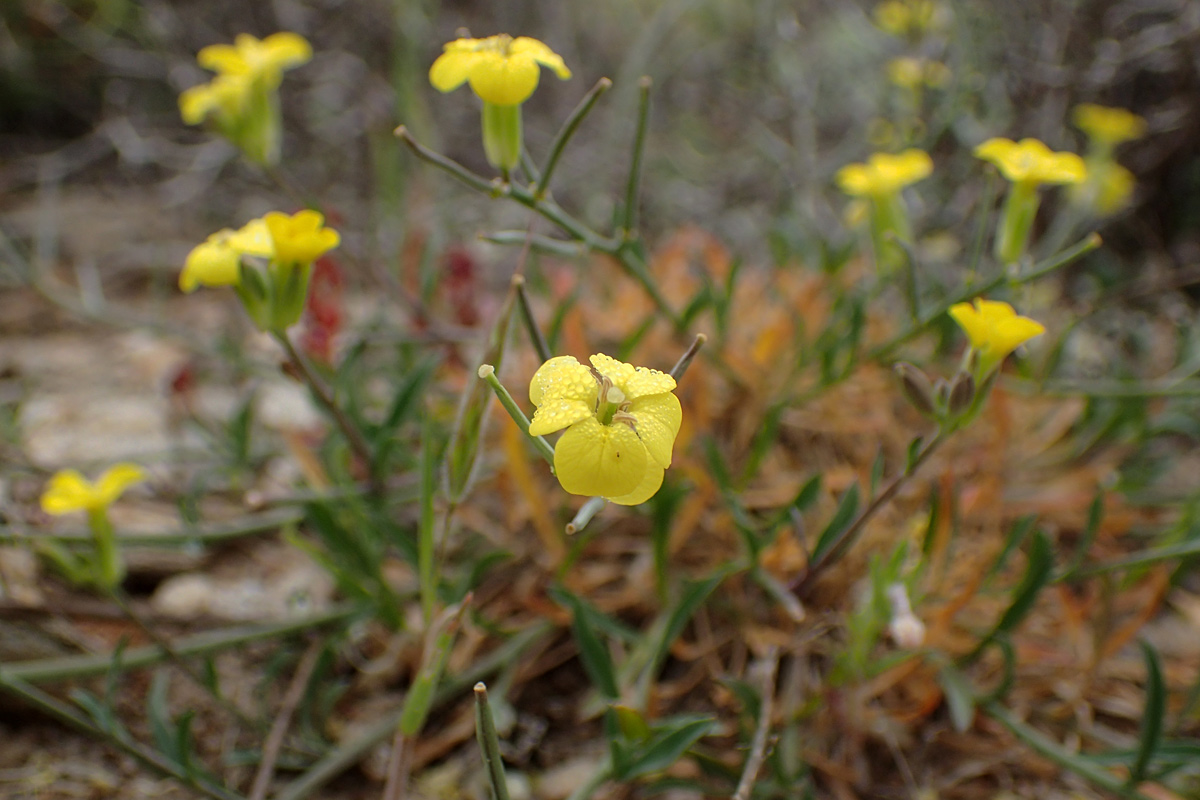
[3,606,356,684]
[967,170,997,286]
[481,231,588,258]
[792,431,947,598]
[670,333,708,382]
[395,125,496,193]
[380,731,412,800]
[272,331,379,494]
[477,365,556,465]
[537,78,613,200]
[732,647,779,800]
[248,639,324,800]
[566,497,607,535]
[621,77,653,239]
[0,673,247,800]
[513,276,552,363]
[474,683,512,800]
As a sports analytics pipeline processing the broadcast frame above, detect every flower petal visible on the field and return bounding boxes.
[261,32,312,72]
[629,392,682,468]
[588,353,636,386]
[180,231,241,292]
[529,356,596,407]
[468,50,541,106]
[95,463,147,507]
[511,37,571,79]
[40,470,97,515]
[197,43,247,75]
[621,366,676,400]
[529,397,594,437]
[553,417,647,500]
[605,463,664,506]
[227,218,275,258]
[429,47,476,93]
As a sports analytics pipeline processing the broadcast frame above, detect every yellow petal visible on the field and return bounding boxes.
[40,470,98,515]
[94,463,147,507]
[197,42,247,75]
[1072,104,1146,146]
[529,356,596,407]
[180,230,241,292]
[529,398,594,437]
[429,47,476,93]
[618,365,676,401]
[553,417,647,500]
[975,138,1086,185]
[227,218,275,258]
[605,463,665,506]
[467,50,541,106]
[260,32,312,73]
[588,353,637,387]
[629,392,682,468]
[263,210,340,264]
[511,37,572,79]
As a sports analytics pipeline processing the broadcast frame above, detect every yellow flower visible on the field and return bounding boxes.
[873,0,940,36]
[429,34,571,106]
[836,149,933,197]
[1072,104,1146,147]
[529,354,681,506]
[263,210,340,265]
[179,218,273,292]
[948,299,1045,375]
[41,464,147,515]
[197,32,312,87]
[179,73,251,125]
[973,138,1087,186]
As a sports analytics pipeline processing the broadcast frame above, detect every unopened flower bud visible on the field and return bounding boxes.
[886,583,925,649]
[947,370,976,417]
[894,362,936,418]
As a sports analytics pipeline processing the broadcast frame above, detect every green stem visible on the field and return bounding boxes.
[3,606,356,684]
[477,365,556,465]
[792,430,947,598]
[669,333,707,382]
[566,497,607,535]
[537,78,613,200]
[273,331,379,494]
[621,77,653,239]
[474,683,512,800]
[513,275,552,363]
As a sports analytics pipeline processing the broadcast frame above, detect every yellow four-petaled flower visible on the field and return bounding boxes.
[41,464,147,516]
[529,354,681,506]
[263,210,341,265]
[836,149,933,197]
[948,299,1045,377]
[973,138,1087,186]
[430,34,571,106]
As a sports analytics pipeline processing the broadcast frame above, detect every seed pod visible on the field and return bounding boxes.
[894,362,936,418]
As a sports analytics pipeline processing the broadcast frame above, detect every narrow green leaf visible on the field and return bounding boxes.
[553,588,619,701]
[147,671,177,761]
[418,419,439,624]
[613,716,715,781]
[869,450,886,498]
[939,666,976,732]
[990,529,1053,638]
[1060,492,1104,579]
[444,282,518,502]
[811,483,860,563]
[985,515,1037,580]
[1129,641,1166,785]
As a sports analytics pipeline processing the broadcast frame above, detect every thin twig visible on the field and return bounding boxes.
[513,275,552,363]
[732,647,779,800]
[380,731,412,800]
[248,639,324,800]
[670,334,708,382]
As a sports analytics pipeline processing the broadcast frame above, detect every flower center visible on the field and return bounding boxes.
[591,371,633,427]
[479,34,514,57]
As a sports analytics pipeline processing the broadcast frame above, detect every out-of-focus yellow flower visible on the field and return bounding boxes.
[198,32,312,86]
[973,138,1087,186]
[179,218,273,292]
[529,354,681,506]
[873,0,940,36]
[887,58,950,90]
[1072,159,1136,217]
[949,298,1045,376]
[836,149,933,197]
[41,464,146,515]
[263,210,340,265]
[179,74,251,125]
[1072,104,1146,147]
[430,34,571,107]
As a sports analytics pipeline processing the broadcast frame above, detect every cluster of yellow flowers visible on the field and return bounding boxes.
[181,209,339,332]
[1070,104,1146,216]
[180,32,312,165]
